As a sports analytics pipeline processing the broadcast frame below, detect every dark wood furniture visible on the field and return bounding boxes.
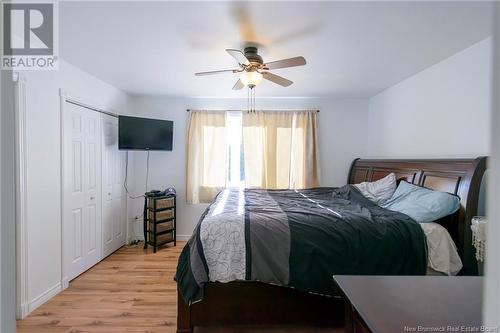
[334,275,483,333]
[348,157,487,275]
[177,157,487,333]
[143,193,176,253]
[178,282,344,333]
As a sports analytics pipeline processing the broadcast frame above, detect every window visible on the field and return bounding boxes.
[226,111,244,188]
[186,110,319,204]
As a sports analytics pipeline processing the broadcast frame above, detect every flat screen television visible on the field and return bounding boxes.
[118,115,173,151]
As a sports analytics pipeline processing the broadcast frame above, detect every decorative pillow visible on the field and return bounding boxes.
[381,181,460,223]
[354,173,397,205]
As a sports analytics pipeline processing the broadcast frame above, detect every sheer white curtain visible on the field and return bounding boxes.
[186,111,227,203]
[242,111,320,189]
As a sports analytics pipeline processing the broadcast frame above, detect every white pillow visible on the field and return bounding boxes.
[354,173,397,205]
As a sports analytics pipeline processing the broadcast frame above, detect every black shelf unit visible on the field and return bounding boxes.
[143,193,176,253]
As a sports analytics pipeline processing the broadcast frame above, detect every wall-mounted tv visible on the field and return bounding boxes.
[118,115,173,151]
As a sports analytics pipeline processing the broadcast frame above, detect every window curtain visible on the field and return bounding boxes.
[186,111,227,204]
[242,111,320,189]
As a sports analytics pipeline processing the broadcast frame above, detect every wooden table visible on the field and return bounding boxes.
[333,276,483,333]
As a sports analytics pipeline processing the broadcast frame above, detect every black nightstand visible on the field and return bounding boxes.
[143,193,176,252]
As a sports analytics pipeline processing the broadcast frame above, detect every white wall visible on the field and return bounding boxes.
[19,59,129,314]
[366,38,492,158]
[484,2,499,327]
[126,96,368,239]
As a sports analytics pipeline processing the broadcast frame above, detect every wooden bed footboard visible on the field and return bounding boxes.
[177,282,345,332]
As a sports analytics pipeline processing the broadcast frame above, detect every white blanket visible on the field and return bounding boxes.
[420,222,462,275]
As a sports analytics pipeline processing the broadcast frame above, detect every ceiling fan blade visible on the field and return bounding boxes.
[231,3,258,43]
[226,49,250,66]
[232,79,244,90]
[195,69,241,76]
[264,56,306,70]
[262,72,293,87]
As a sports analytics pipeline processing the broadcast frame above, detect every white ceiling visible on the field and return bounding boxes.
[60,1,493,98]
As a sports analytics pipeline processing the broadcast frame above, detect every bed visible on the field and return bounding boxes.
[176,157,487,333]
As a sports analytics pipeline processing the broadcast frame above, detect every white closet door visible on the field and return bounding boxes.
[102,114,126,257]
[63,102,102,281]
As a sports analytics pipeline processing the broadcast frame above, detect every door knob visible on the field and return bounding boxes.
[90,196,95,200]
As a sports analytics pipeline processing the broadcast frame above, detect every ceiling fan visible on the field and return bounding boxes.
[195,46,306,90]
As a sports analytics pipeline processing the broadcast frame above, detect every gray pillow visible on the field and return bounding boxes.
[354,173,397,205]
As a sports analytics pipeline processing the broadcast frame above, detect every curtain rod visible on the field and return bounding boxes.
[186,109,320,113]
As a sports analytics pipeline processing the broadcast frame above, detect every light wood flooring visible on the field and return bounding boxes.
[17,241,342,333]
[17,242,182,333]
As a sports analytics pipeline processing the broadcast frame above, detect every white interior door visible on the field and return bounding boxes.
[63,102,102,281]
[102,114,126,257]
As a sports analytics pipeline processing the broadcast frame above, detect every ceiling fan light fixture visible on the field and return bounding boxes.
[240,71,263,88]
[194,47,305,89]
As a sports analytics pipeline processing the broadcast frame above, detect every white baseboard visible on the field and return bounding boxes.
[28,282,62,313]
[129,234,190,242]
[128,235,144,243]
[62,276,69,290]
[22,234,190,318]
[17,303,29,319]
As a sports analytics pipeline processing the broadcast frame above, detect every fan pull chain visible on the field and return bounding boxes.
[252,88,254,112]
[247,86,257,113]
[251,87,256,113]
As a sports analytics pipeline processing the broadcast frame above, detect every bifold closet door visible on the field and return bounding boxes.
[102,114,126,257]
[63,102,102,281]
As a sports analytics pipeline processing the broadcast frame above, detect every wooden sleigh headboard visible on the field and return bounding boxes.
[348,157,487,275]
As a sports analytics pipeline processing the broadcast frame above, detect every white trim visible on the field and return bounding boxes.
[14,73,29,319]
[128,232,190,242]
[128,232,144,242]
[27,283,61,313]
[61,277,69,290]
[59,91,68,290]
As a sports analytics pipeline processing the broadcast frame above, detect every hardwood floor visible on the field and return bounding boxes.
[17,242,182,333]
[17,241,343,333]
